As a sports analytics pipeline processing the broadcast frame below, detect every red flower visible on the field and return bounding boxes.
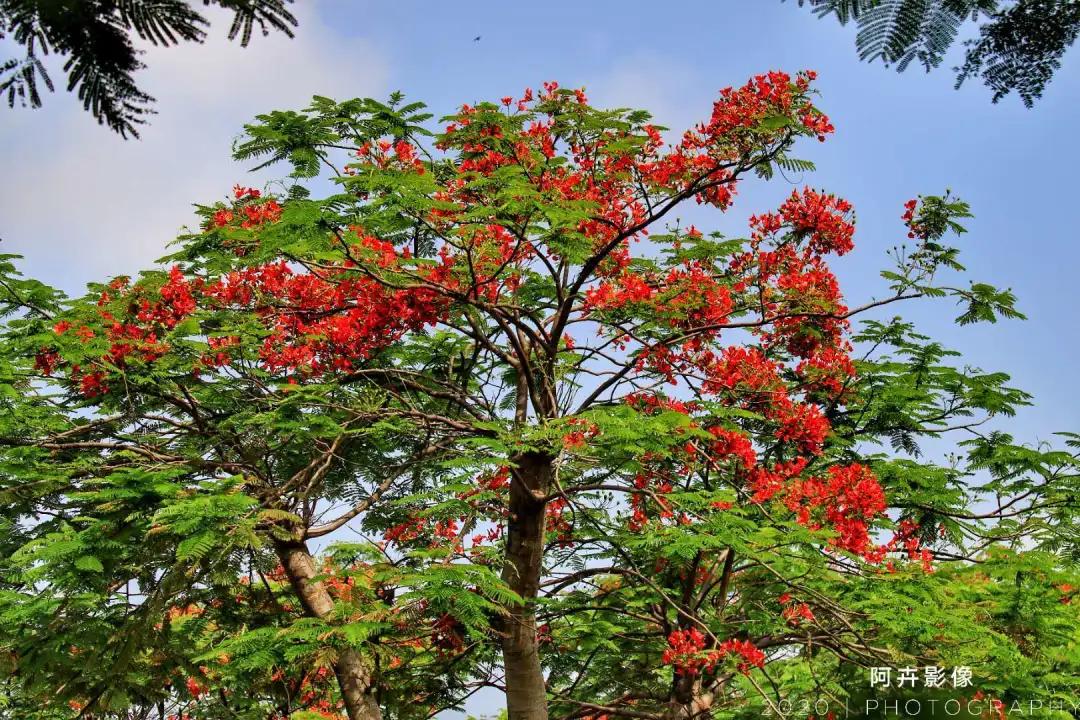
[212,209,234,227]
[240,199,282,228]
[707,426,756,470]
[771,400,830,454]
[185,676,207,699]
[717,638,765,672]
[79,371,108,398]
[34,348,60,375]
[902,198,927,239]
[778,188,855,256]
[662,630,765,676]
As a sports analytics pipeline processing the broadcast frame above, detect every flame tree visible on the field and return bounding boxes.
[0,73,1076,720]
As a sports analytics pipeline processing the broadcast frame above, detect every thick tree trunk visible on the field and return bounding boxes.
[665,682,714,720]
[501,451,552,720]
[275,539,382,720]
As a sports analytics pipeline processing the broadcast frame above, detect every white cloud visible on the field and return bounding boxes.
[0,5,387,292]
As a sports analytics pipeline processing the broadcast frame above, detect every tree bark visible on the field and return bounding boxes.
[274,539,382,720]
[501,451,552,720]
[665,682,715,720]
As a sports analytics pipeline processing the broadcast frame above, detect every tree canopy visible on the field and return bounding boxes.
[0,73,1076,720]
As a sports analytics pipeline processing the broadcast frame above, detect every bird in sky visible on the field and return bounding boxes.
[473,35,481,42]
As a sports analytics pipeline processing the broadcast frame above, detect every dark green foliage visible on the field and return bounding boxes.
[0,0,297,137]
[791,0,1080,105]
[958,0,1080,104]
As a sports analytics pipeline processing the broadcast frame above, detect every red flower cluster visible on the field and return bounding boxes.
[661,628,707,675]
[238,199,282,229]
[779,594,816,625]
[583,271,655,311]
[902,198,927,239]
[35,269,197,397]
[662,263,735,330]
[661,628,765,676]
[681,70,830,154]
[562,418,600,450]
[633,71,829,210]
[354,139,426,175]
[777,188,855,257]
[628,465,675,532]
[697,346,833,453]
[584,261,740,340]
[748,462,889,559]
[796,346,856,396]
[782,464,887,557]
[151,267,197,327]
[204,257,445,375]
[748,458,810,504]
[431,614,466,656]
[384,517,427,545]
[706,426,756,470]
[718,638,766,673]
[33,347,60,375]
[37,249,448,397]
[382,513,475,553]
[185,676,207,699]
[625,393,699,416]
[771,399,830,454]
[800,107,835,142]
[546,497,573,545]
[702,346,783,397]
[211,186,281,229]
[865,518,934,571]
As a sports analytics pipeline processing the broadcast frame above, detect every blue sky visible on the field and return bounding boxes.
[1,0,1077,446]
